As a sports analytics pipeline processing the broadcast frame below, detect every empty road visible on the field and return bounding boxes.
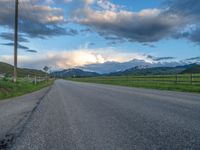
[0,80,200,150]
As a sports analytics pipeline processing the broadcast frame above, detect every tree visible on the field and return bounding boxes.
[43,66,49,73]
[43,66,50,81]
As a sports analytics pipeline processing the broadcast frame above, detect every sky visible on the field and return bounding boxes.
[0,0,200,73]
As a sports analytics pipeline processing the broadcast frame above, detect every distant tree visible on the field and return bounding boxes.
[43,66,50,81]
[43,66,49,73]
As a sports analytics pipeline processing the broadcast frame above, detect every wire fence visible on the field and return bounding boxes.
[79,74,200,85]
[123,74,200,85]
[0,75,48,84]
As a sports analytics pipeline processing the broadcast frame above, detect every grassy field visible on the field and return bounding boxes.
[68,74,200,93]
[0,78,53,100]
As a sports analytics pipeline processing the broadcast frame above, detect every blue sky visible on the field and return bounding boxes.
[0,0,200,72]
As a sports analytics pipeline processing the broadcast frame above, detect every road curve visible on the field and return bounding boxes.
[2,80,200,149]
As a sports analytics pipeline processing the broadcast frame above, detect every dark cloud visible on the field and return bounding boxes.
[0,0,78,38]
[73,2,186,43]
[102,34,125,45]
[88,42,95,46]
[167,0,200,17]
[143,43,156,48]
[80,28,93,33]
[19,21,77,38]
[165,0,200,44]
[147,55,175,61]
[185,57,200,61]
[2,42,29,50]
[26,49,38,53]
[2,42,38,53]
[1,43,38,53]
[1,0,200,45]
[154,57,175,61]
[188,27,200,45]
[0,32,29,42]
[70,0,200,45]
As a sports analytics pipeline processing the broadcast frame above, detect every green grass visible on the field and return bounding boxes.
[0,78,53,100]
[68,74,200,93]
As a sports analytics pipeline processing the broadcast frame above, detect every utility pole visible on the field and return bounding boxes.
[13,0,19,82]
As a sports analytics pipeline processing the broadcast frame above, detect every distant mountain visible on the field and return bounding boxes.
[107,64,197,76]
[81,59,150,74]
[181,65,200,74]
[0,62,46,77]
[51,68,99,78]
[82,59,186,74]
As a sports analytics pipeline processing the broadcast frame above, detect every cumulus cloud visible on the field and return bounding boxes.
[162,0,200,44]
[71,1,186,43]
[67,0,200,45]
[0,0,77,38]
[1,0,200,45]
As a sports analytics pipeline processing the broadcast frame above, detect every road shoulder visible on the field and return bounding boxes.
[0,86,51,150]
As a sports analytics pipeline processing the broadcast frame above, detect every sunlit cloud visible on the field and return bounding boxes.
[0,48,153,70]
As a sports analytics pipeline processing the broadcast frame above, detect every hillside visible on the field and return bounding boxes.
[181,65,200,74]
[108,64,196,76]
[51,68,100,78]
[0,62,46,77]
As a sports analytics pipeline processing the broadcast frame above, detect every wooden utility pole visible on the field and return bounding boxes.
[13,0,19,82]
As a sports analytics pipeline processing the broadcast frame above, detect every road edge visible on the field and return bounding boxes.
[0,85,52,150]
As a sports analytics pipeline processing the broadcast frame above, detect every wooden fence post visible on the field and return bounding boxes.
[190,74,193,84]
[34,76,37,85]
[176,74,178,84]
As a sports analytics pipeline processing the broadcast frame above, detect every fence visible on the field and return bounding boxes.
[125,74,200,85]
[0,76,47,84]
[87,74,200,85]
[23,76,47,84]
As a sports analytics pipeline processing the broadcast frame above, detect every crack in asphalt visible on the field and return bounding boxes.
[0,86,52,150]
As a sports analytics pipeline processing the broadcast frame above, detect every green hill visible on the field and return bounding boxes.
[51,68,99,78]
[0,62,46,77]
[181,65,200,74]
[108,64,197,76]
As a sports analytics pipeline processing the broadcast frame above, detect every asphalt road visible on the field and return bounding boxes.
[0,80,200,150]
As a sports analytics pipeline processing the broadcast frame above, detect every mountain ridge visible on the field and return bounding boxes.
[107,64,198,76]
[51,68,100,78]
[0,62,46,77]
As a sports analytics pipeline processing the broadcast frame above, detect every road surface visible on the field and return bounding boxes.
[0,80,200,150]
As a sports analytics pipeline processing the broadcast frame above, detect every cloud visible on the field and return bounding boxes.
[165,0,200,44]
[0,47,196,73]
[1,42,37,53]
[186,56,200,61]
[2,43,29,50]
[69,0,200,45]
[185,56,200,63]
[167,0,200,18]
[0,48,154,70]
[71,1,186,43]
[186,26,200,45]
[26,49,38,53]
[147,55,175,61]
[0,32,29,42]
[0,0,78,38]
[1,0,200,45]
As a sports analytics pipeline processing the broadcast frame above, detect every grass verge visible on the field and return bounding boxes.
[0,79,54,100]
[68,76,200,93]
